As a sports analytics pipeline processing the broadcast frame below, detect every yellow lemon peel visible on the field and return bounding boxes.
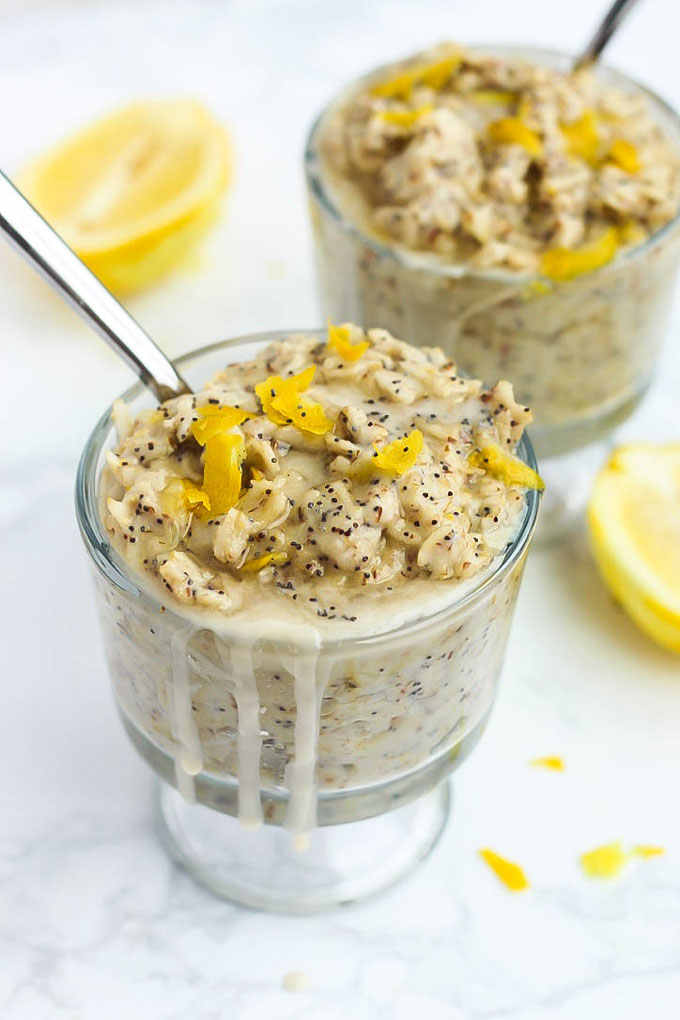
[530,756,565,771]
[371,54,460,100]
[632,845,666,858]
[255,366,316,425]
[327,322,370,361]
[372,429,424,475]
[607,138,641,173]
[618,219,647,245]
[181,480,211,511]
[540,226,619,281]
[560,110,600,165]
[202,432,245,515]
[190,405,250,445]
[580,841,627,879]
[255,365,332,435]
[488,117,543,157]
[479,849,529,891]
[271,390,333,436]
[470,89,515,105]
[469,445,544,491]
[239,551,289,573]
[377,104,433,128]
[161,477,210,514]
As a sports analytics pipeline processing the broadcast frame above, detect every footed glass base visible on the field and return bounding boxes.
[155,779,450,912]
[534,439,610,544]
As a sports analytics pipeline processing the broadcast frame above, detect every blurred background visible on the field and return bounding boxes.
[2,2,680,1018]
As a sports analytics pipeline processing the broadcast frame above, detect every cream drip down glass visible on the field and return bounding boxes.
[305,46,680,537]
[76,330,540,911]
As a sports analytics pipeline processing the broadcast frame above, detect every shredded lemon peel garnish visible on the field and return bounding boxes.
[607,138,641,173]
[372,429,424,475]
[540,226,619,281]
[255,365,332,435]
[239,551,289,573]
[371,54,460,100]
[580,840,667,879]
[202,432,245,515]
[271,390,334,436]
[580,841,627,879]
[488,117,543,157]
[530,756,565,771]
[632,844,666,858]
[470,89,515,105]
[469,444,544,491]
[479,849,529,891]
[327,322,370,361]
[160,477,211,515]
[377,104,433,128]
[190,405,250,445]
[561,110,600,165]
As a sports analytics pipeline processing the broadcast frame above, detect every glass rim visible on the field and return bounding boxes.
[75,329,541,649]
[304,42,680,283]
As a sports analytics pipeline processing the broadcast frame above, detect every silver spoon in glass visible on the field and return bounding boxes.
[0,169,190,402]
[573,0,642,70]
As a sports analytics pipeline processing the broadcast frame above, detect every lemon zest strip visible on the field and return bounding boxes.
[376,104,433,128]
[540,226,619,281]
[607,138,641,173]
[470,89,515,105]
[327,322,370,361]
[488,117,543,156]
[530,756,565,770]
[372,429,424,475]
[632,844,666,858]
[468,444,544,491]
[239,551,289,573]
[190,405,250,445]
[255,366,316,425]
[371,54,460,100]
[203,433,245,515]
[580,841,627,879]
[479,849,529,891]
[560,110,600,165]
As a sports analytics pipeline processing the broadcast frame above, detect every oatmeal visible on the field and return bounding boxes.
[94,327,540,832]
[308,44,680,448]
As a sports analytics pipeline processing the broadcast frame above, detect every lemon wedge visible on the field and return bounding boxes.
[588,444,680,654]
[20,100,231,293]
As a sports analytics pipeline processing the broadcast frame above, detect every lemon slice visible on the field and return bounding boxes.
[20,100,231,293]
[588,444,680,654]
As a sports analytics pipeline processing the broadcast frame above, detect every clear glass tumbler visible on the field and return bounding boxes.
[305,47,680,538]
[76,332,540,912]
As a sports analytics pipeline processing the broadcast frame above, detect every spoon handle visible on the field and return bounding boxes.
[0,170,189,402]
[574,0,642,70]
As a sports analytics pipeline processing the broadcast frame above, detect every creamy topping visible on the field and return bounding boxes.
[321,43,680,273]
[102,325,537,631]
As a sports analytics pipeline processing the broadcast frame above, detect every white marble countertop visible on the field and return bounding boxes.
[2,1,680,1017]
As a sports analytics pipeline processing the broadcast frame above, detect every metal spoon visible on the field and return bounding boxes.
[573,0,642,70]
[0,170,190,402]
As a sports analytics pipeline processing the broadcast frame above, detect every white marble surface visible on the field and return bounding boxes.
[2,1,680,1017]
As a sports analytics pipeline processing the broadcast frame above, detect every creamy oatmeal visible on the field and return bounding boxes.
[309,44,680,447]
[95,327,540,833]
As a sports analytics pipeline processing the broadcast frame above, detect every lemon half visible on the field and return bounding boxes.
[588,444,680,654]
[20,99,231,293]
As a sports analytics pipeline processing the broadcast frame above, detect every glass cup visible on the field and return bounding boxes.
[76,331,541,912]
[304,46,680,539]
